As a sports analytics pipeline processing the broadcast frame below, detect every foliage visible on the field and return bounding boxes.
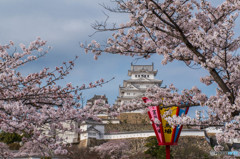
[8,143,21,150]
[0,132,22,144]
[145,136,169,159]
[82,0,240,150]
[171,136,211,159]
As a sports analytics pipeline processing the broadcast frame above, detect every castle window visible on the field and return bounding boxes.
[147,75,149,78]
[138,75,140,77]
[135,75,137,78]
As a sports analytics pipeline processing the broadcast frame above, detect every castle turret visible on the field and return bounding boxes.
[115,63,163,106]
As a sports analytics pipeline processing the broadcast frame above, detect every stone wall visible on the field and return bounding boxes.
[105,123,152,133]
[119,113,149,124]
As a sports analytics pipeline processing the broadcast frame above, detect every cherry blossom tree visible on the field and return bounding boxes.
[0,38,112,157]
[91,140,130,159]
[82,0,240,151]
[0,142,12,158]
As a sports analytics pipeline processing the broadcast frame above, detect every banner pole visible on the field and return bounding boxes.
[166,145,170,159]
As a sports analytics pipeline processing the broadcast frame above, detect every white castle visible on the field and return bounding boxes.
[57,63,227,147]
[115,63,163,106]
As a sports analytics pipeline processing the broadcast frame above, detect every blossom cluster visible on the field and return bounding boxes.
[0,39,111,158]
[91,140,130,159]
[83,0,240,150]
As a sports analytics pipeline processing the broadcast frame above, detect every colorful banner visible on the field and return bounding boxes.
[173,107,189,143]
[142,97,164,144]
[142,97,189,146]
[148,106,164,144]
[159,107,178,144]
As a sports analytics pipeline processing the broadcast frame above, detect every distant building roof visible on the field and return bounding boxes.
[87,94,108,105]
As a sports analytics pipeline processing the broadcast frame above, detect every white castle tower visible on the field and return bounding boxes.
[115,63,163,106]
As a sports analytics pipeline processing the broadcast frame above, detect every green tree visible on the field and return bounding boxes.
[145,136,172,159]
[0,132,22,144]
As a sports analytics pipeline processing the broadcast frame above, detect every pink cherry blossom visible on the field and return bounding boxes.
[0,38,113,157]
[82,0,240,150]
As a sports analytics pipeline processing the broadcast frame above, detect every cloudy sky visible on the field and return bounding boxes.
[0,0,232,116]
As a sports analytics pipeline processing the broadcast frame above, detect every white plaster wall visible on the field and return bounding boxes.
[61,121,78,129]
[148,74,154,79]
[123,91,141,97]
[63,130,210,143]
[80,125,88,131]
[110,120,120,124]
[124,92,132,96]
[205,127,222,133]
[104,132,155,140]
[139,84,148,88]
[41,121,80,144]
[233,138,240,143]
[79,128,228,142]
[60,133,78,143]
[180,131,205,136]
[102,120,120,124]
[80,132,88,140]
[103,130,206,140]
[78,124,229,143]
[131,73,154,79]
[131,75,136,79]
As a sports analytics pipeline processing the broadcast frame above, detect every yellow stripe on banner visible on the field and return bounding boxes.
[160,107,178,143]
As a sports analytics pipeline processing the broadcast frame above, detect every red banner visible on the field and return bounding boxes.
[142,97,189,146]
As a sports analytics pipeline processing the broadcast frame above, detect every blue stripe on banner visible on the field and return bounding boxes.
[174,108,186,142]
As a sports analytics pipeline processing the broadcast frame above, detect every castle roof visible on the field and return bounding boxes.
[115,63,163,106]
[87,94,108,104]
[128,63,157,76]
